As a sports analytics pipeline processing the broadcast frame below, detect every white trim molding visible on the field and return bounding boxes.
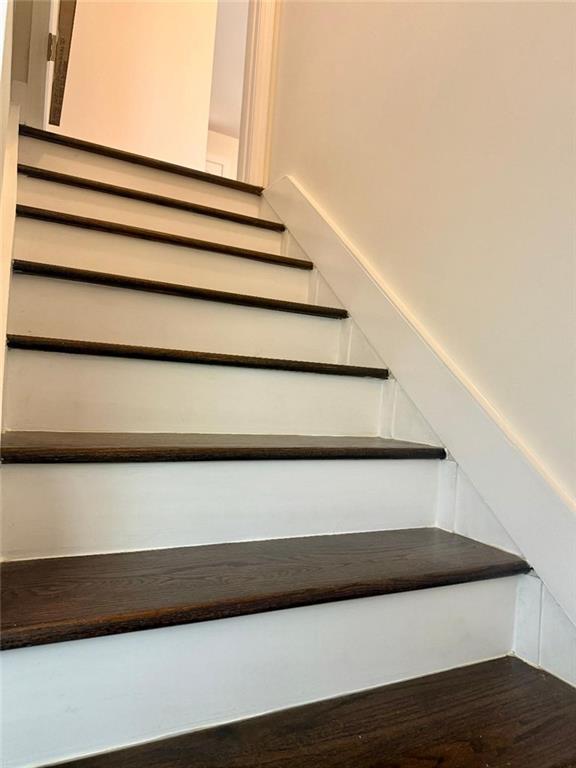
[265,175,576,626]
[237,0,281,187]
[515,574,576,689]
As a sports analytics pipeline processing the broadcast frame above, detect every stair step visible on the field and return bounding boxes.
[0,433,447,464]
[19,125,264,195]
[5,348,386,433]
[6,335,388,378]
[0,529,528,649]
[2,575,521,766]
[18,164,285,231]
[49,657,576,768]
[16,206,306,269]
[9,273,342,361]
[12,260,341,317]
[2,461,440,559]
[13,217,310,302]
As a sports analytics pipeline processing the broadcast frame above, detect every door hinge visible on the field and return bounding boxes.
[47,33,58,62]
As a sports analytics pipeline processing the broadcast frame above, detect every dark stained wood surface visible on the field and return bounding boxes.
[0,433,446,464]
[7,335,389,379]
[16,206,306,270]
[48,1,77,126]
[19,125,264,195]
[18,165,285,231]
[12,260,343,318]
[51,657,576,767]
[0,529,528,649]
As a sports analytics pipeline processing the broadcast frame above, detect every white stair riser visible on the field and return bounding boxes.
[18,175,284,254]
[1,460,439,559]
[1,577,520,768]
[4,350,387,434]
[8,275,343,362]
[14,218,311,302]
[19,136,271,218]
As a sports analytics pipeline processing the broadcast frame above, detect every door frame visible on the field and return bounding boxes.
[20,0,76,129]
[237,0,281,187]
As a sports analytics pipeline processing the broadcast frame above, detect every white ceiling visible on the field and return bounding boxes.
[209,0,249,138]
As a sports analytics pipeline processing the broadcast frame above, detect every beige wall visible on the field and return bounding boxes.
[270,1,576,500]
[1,0,18,433]
[55,0,217,168]
[11,0,31,84]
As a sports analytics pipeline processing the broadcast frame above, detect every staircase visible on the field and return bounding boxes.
[1,126,575,768]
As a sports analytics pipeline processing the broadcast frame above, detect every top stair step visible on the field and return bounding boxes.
[0,528,528,649]
[52,657,576,767]
[19,126,264,196]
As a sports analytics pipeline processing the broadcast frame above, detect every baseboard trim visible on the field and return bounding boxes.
[265,175,576,625]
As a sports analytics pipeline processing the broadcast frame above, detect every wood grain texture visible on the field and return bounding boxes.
[19,125,264,195]
[50,657,576,768]
[12,260,342,317]
[18,165,285,231]
[48,1,77,126]
[7,335,389,379]
[0,433,446,464]
[16,206,305,269]
[0,529,528,649]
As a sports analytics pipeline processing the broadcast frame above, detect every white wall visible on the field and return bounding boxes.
[54,0,218,169]
[206,129,239,177]
[270,1,576,502]
[209,0,248,140]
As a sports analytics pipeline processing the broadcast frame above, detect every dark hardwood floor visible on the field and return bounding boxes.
[1,529,528,649]
[50,657,576,767]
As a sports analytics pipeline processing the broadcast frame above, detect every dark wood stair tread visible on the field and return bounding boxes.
[0,529,528,649]
[18,165,285,231]
[19,125,264,195]
[0,433,446,463]
[7,335,389,379]
[16,206,307,270]
[13,260,342,318]
[51,657,576,767]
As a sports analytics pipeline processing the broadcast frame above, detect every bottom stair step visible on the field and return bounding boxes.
[0,529,528,649]
[51,657,576,767]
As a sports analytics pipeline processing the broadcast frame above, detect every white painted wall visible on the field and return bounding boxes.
[53,0,218,169]
[270,1,576,502]
[206,128,239,177]
[209,0,248,140]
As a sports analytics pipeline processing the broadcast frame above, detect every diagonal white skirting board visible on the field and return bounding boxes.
[265,175,576,626]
